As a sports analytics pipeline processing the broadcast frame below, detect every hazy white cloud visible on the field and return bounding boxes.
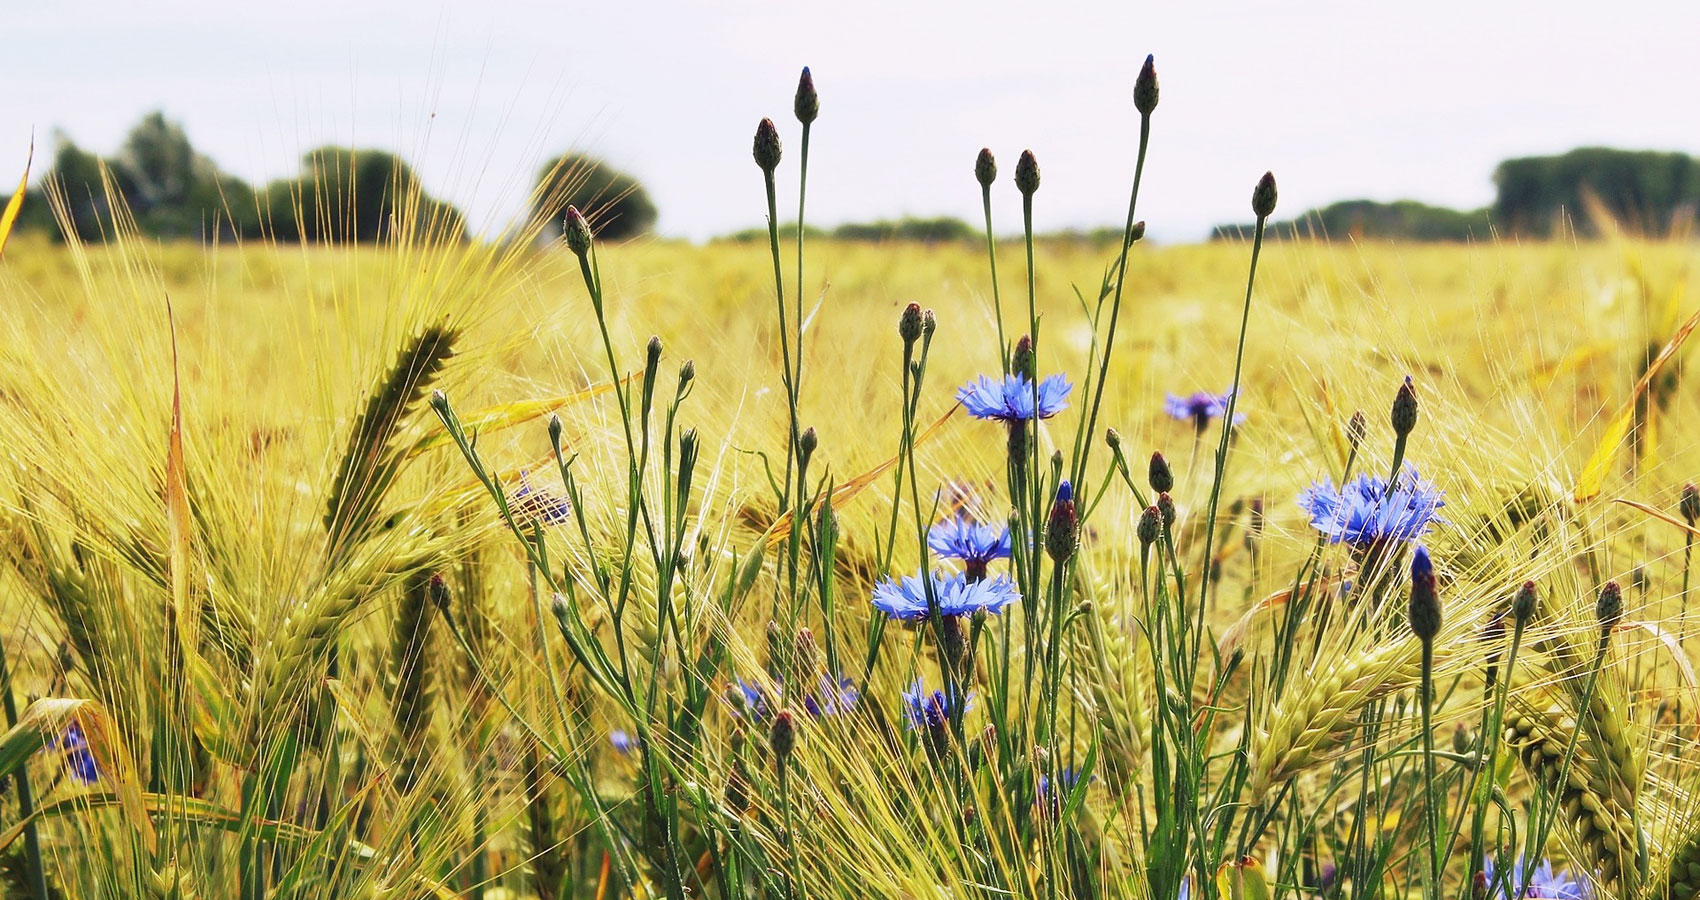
[6,0,1698,241]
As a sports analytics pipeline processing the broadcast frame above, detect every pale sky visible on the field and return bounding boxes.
[7,1,1700,242]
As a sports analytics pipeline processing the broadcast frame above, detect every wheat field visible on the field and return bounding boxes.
[3,76,1700,900]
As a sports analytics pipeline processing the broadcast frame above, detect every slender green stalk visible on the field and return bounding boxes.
[0,635,48,900]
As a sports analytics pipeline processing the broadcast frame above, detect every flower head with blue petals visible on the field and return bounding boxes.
[730,673,858,723]
[1165,389,1246,430]
[512,472,572,525]
[1481,855,1589,899]
[957,373,1072,422]
[928,516,1011,574]
[872,570,1020,621]
[1297,465,1445,547]
[50,722,99,784]
[901,679,973,732]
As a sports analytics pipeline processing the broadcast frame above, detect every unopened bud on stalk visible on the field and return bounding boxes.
[1105,428,1122,452]
[1128,220,1146,243]
[1452,722,1472,755]
[1251,171,1278,219]
[770,711,796,761]
[975,148,997,187]
[1133,54,1159,115]
[1148,451,1173,494]
[794,628,819,679]
[794,67,819,125]
[899,302,923,345]
[1347,410,1367,452]
[942,615,969,675]
[427,572,451,613]
[564,205,593,257]
[922,309,936,340]
[646,335,663,373]
[798,427,818,469]
[548,413,563,449]
[1012,335,1036,381]
[678,360,696,392]
[1157,492,1176,529]
[753,118,783,173]
[1682,483,1700,526]
[1408,546,1440,642]
[1392,376,1418,438]
[1512,580,1538,625]
[430,389,449,414]
[1596,580,1623,643]
[1046,481,1079,563]
[1137,506,1161,547]
[1015,150,1040,197]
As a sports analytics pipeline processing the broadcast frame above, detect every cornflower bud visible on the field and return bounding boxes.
[1251,171,1278,219]
[899,302,923,346]
[646,335,663,374]
[1133,54,1159,115]
[1148,451,1173,494]
[798,426,818,470]
[769,710,796,761]
[1596,580,1623,644]
[1128,220,1146,242]
[794,627,819,680]
[1014,150,1040,197]
[1512,580,1538,625]
[564,205,593,257]
[794,67,819,125]
[678,360,695,392]
[1347,409,1367,452]
[1157,492,1176,529]
[1137,505,1161,547]
[975,148,997,187]
[1408,546,1440,642]
[1046,481,1079,562]
[427,572,451,613]
[753,118,782,173]
[1392,376,1418,438]
[1012,335,1036,381]
[921,309,936,340]
[1682,483,1700,526]
[1105,427,1122,452]
[548,413,564,449]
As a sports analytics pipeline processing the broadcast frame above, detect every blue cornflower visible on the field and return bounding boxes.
[1297,465,1445,547]
[50,722,99,784]
[956,373,1072,422]
[1035,767,1092,802]
[900,679,972,731]
[512,472,571,524]
[802,675,859,718]
[609,730,635,756]
[1481,855,1589,899]
[730,674,857,723]
[928,516,1011,572]
[871,571,1019,621]
[1164,389,1246,430]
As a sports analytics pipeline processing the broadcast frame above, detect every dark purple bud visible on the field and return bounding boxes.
[1408,546,1440,641]
[1513,580,1538,625]
[1682,483,1699,526]
[1137,506,1161,546]
[1392,376,1418,438]
[1251,171,1278,218]
[753,118,782,173]
[975,148,997,188]
[1347,410,1367,451]
[794,67,819,125]
[1012,335,1035,381]
[563,205,593,257]
[1157,492,1176,529]
[769,710,796,761]
[1596,580,1623,641]
[899,301,923,345]
[1014,150,1040,197]
[1046,481,1079,562]
[1133,54,1159,115]
[1148,451,1173,494]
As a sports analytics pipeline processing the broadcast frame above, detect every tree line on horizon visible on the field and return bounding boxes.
[10,114,1700,245]
[1213,147,1700,242]
[5,112,658,245]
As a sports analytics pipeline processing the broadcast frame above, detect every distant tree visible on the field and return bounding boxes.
[262,146,465,243]
[831,216,976,244]
[1214,199,1494,242]
[1493,148,1700,236]
[533,153,657,242]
